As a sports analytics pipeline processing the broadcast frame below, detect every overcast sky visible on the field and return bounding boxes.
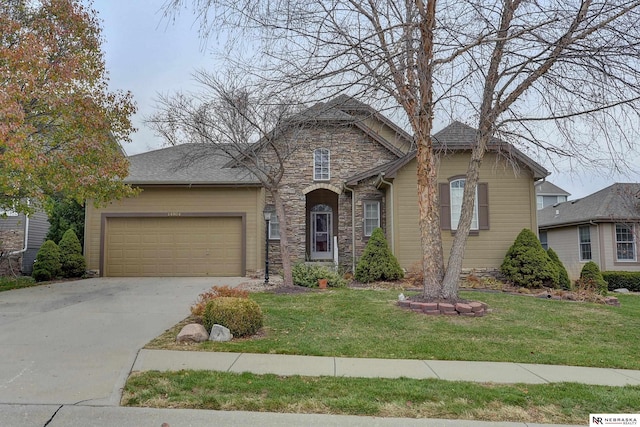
[92,0,640,199]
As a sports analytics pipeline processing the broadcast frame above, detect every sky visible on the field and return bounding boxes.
[92,0,640,200]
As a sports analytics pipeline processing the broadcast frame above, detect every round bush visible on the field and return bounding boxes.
[501,228,559,288]
[577,261,608,295]
[32,240,61,282]
[203,297,263,337]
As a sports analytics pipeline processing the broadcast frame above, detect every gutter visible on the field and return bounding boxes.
[342,183,356,273]
[375,173,395,254]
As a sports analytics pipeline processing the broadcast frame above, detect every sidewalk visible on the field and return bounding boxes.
[133,349,640,387]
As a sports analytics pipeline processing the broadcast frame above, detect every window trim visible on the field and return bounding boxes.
[578,225,592,261]
[450,178,478,231]
[363,200,381,237]
[268,214,280,240]
[313,148,330,181]
[615,223,636,262]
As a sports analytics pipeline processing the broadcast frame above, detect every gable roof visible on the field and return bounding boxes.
[535,181,570,197]
[538,183,640,228]
[125,144,260,186]
[346,121,550,184]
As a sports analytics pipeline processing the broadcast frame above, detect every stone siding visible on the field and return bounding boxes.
[0,229,24,275]
[264,122,398,271]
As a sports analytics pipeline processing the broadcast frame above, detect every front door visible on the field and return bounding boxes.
[310,204,332,260]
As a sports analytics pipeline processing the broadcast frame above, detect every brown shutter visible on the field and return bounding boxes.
[478,182,489,230]
[439,183,451,230]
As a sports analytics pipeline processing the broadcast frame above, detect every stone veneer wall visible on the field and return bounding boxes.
[264,122,398,272]
[0,229,24,275]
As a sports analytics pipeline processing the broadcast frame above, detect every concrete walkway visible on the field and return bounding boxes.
[133,349,640,387]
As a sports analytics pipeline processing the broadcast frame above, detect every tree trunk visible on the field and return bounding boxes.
[271,189,294,287]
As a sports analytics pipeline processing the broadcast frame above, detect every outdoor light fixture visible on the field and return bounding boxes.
[263,204,275,285]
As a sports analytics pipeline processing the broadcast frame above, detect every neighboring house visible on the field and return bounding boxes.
[535,181,570,210]
[0,208,50,276]
[84,96,548,277]
[538,183,640,280]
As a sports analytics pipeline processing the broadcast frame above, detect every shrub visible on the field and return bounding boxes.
[576,261,608,295]
[190,285,249,317]
[547,248,570,289]
[602,271,640,292]
[32,240,61,282]
[355,227,404,283]
[202,297,263,337]
[500,228,559,288]
[292,263,347,288]
[58,229,86,278]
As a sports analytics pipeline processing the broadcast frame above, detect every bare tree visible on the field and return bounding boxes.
[441,0,640,299]
[161,0,640,301]
[147,72,311,287]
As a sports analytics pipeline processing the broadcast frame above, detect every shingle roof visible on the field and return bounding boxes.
[125,144,260,185]
[538,183,640,228]
[535,181,570,196]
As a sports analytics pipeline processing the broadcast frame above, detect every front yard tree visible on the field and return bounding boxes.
[0,0,137,214]
[162,1,640,301]
[441,0,640,299]
[148,72,306,287]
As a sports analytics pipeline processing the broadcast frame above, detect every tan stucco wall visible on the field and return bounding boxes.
[85,186,263,275]
[392,152,538,272]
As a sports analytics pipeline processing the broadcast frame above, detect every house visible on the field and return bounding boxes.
[84,96,548,277]
[0,208,50,276]
[538,183,640,280]
[535,181,570,210]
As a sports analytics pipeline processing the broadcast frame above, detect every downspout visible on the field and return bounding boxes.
[8,214,29,256]
[343,183,356,273]
[375,173,395,254]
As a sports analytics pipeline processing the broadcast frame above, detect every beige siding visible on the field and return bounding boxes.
[546,226,596,280]
[85,186,262,275]
[393,152,538,271]
[360,117,412,153]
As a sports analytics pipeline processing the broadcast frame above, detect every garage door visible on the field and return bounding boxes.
[105,217,243,277]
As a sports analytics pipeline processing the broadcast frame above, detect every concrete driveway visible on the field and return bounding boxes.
[0,277,244,406]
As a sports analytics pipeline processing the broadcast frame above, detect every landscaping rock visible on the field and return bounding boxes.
[455,303,472,313]
[614,288,630,293]
[176,323,209,343]
[604,297,620,307]
[439,303,455,313]
[209,324,233,342]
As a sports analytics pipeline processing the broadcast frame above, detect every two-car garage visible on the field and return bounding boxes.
[102,215,245,277]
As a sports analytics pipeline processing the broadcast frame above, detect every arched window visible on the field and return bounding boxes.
[450,178,478,230]
[313,148,330,180]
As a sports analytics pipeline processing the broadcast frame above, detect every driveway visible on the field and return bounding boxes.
[0,277,244,406]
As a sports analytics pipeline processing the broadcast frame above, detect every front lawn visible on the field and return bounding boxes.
[147,288,640,370]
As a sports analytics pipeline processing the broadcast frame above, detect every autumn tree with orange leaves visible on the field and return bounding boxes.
[0,0,137,215]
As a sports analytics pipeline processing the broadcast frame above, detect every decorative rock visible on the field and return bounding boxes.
[422,302,438,312]
[398,300,412,308]
[469,302,484,313]
[614,288,630,293]
[604,297,620,307]
[209,324,233,342]
[410,301,424,310]
[176,323,209,343]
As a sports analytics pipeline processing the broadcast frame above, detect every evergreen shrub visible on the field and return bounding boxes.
[576,261,608,295]
[32,240,61,282]
[58,229,86,278]
[602,271,640,292]
[355,227,404,283]
[547,248,570,289]
[202,297,263,337]
[500,228,559,288]
[292,263,347,288]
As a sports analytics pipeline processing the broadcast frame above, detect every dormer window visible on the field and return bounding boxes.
[314,148,330,181]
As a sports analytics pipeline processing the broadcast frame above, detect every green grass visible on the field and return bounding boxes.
[122,370,640,425]
[147,289,640,370]
[0,276,38,292]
